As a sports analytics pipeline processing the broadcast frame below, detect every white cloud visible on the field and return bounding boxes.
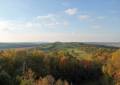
[92,25,101,29]
[35,14,69,28]
[65,8,78,15]
[79,15,90,20]
[0,14,69,32]
[97,16,105,20]
[0,21,13,31]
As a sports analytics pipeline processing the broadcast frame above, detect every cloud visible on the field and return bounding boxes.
[97,16,105,20]
[65,8,78,15]
[79,15,90,20]
[92,25,101,29]
[0,21,13,31]
[0,14,69,32]
[35,14,69,28]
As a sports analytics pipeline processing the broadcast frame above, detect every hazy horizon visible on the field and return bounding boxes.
[0,0,120,42]
[0,41,120,43]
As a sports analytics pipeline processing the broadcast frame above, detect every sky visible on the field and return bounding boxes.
[0,0,120,42]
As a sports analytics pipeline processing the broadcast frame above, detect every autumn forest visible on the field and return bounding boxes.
[0,42,120,85]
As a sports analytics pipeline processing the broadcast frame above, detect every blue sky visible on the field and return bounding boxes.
[0,0,120,42]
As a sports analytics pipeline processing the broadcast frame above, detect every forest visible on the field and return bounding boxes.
[0,42,120,85]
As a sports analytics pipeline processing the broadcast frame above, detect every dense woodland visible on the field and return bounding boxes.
[0,42,120,85]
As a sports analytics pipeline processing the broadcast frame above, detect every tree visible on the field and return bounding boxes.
[104,49,120,85]
[20,69,35,85]
[42,75,55,85]
[55,79,63,85]
[111,49,120,70]
[0,71,12,85]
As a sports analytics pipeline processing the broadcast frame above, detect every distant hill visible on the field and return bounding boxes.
[0,42,119,50]
[85,42,120,47]
[35,42,119,52]
[0,43,41,50]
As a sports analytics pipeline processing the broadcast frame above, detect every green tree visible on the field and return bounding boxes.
[0,71,12,85]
